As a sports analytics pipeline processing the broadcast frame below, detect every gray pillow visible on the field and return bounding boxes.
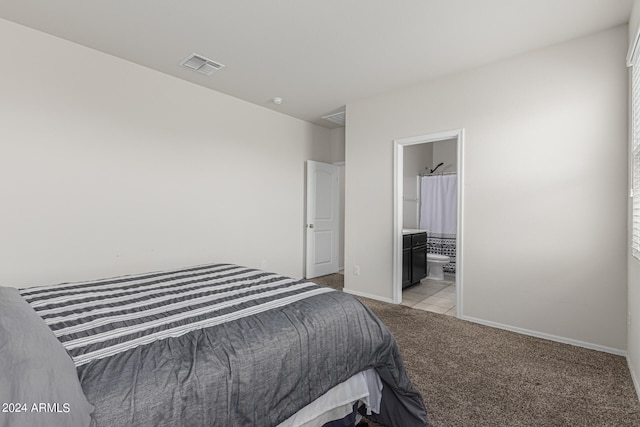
[0,286,94,427]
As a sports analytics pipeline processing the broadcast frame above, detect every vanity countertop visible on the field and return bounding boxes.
[402,229,429,235]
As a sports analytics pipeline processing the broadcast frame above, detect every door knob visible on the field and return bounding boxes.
[308,224,314,229]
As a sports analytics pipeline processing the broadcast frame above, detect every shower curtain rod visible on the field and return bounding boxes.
[419,171,457,177]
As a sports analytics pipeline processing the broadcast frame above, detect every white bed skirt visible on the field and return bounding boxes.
[278,368,383,427]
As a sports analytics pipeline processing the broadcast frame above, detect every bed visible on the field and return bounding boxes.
[0,263,427,427]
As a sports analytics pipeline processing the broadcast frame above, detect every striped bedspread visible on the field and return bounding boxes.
[19,263,333,367]
[19,263,427,427]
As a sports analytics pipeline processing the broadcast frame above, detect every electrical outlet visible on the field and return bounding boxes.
[260,260,268,270]
[353,265,360,276]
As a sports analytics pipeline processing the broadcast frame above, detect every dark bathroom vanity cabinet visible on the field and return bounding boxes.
[402,231,428,289]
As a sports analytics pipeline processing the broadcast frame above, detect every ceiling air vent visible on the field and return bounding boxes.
[180,53,225,76]
[322,111,346,126]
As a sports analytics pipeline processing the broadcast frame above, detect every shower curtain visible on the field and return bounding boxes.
[419,174,457,274]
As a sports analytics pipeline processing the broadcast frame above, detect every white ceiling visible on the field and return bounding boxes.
[0,0,633,128]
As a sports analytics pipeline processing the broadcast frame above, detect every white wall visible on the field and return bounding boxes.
[628,0,640,398]
[328,128,346,269]
[403,143,433,228]
[329,127,346,163]
[345,26,628,352]
[432,139,457,173]
[0,18,333,287]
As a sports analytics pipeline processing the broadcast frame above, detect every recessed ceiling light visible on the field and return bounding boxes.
[272,97,283,105]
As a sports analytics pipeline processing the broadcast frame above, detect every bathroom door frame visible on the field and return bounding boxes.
[392,129,465,317]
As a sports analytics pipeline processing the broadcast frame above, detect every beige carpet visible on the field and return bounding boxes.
[310,274,640,426]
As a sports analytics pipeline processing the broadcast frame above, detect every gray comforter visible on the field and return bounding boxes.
[17,263,427,427]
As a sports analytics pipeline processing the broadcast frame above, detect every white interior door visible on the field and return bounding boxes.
[305,161,339,279]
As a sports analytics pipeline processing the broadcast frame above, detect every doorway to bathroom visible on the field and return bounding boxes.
[392,129,464,317]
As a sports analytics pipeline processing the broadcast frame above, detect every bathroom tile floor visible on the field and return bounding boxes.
[402,275,457,316]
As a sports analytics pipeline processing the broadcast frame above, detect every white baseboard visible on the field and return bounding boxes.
[629,356,640,402]
[460,315,626,356]
[342,287,395,304]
